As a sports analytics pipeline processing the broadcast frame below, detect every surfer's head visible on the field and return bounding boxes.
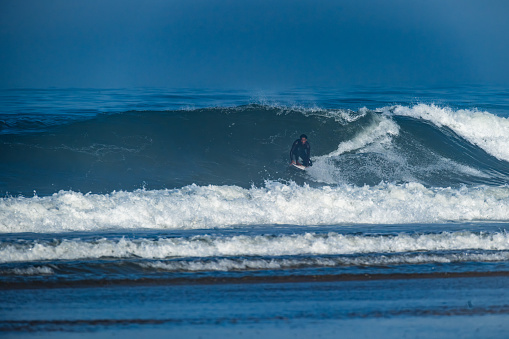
[300,134,307,143]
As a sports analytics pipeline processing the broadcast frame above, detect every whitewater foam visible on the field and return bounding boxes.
[323,115,400,157]
[0,266,54,275]
[140,251,509,272]
[307,115,401,184]
[1,182,509,233]
[1,231,509,264]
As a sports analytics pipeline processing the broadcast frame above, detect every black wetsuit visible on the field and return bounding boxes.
[290,139,312,166]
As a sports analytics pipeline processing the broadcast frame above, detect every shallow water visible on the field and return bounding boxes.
[2,276,508,337]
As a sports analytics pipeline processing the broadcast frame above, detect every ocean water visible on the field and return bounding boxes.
[1,86,509,337]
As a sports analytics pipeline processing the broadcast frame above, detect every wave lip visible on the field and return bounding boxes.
[389,104,509,162]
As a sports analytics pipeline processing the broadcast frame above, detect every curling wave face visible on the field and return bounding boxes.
[389,104,509,162]
[1,103,509,196]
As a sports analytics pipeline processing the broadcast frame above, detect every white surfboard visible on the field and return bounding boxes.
[291,163,307,170]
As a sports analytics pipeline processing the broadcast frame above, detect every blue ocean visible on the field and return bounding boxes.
[1,86,509,338]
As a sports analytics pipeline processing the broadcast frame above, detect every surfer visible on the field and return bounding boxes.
[290,134,312,167]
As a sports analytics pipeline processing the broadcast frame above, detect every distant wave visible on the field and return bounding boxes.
[2,253,509,277]
[139,252,509,272]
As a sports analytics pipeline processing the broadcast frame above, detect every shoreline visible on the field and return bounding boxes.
[3,270,509,290]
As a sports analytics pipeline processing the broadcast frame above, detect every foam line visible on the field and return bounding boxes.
[1,231,509,263]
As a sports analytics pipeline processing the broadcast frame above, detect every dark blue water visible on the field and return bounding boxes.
[1,86,509,337]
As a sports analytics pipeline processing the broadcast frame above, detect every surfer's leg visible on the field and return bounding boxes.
[300,153,311,166]
[292,153,302,165]
[291,153,298,164]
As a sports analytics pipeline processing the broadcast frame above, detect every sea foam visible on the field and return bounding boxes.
[1,182,509,233]
[1,231,509,264]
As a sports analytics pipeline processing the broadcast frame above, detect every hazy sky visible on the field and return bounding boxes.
[1,0,508,89]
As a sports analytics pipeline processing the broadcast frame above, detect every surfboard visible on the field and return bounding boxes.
[291,163,307,170]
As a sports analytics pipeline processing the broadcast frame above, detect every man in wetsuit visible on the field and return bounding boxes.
[290,134,312,167]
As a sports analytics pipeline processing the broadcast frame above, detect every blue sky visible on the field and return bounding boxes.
[1,0,508,88]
